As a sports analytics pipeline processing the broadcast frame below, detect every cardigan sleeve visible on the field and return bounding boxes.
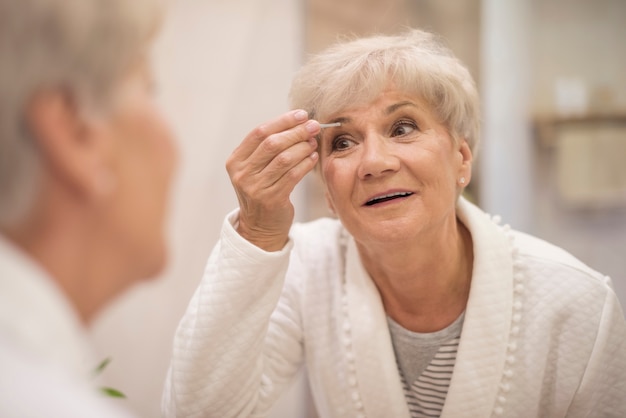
[162,209,305,418]
[565,280,626,417]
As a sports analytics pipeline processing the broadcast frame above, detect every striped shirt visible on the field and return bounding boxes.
[387,313,464,418]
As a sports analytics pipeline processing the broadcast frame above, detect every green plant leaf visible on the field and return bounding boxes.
[100,387,127,398]
[92,357,127,400]
[93,357,112,376]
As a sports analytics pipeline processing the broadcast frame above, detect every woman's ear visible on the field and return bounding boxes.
[457,138,473,186]
[25,90,115,200]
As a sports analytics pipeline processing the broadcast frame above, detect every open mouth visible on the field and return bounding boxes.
[364,192,414,206]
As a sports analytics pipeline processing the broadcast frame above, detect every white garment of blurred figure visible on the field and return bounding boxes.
[0,238,134,418]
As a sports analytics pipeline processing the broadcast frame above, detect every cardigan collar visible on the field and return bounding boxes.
[441,197,514,417]
[344,197,514,418]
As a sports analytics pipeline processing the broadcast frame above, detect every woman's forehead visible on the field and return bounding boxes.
[318,88,428,121]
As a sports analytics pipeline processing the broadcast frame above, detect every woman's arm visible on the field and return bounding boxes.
[163,110,319,417]
[162,210,305,417]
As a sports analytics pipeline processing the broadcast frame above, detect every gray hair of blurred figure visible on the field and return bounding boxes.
[289,29,481,154]
[0,0,163,227]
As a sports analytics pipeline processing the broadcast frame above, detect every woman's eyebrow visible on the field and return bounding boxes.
[325,116,351,125]
[322,102,418,127]
[385,101,419,115]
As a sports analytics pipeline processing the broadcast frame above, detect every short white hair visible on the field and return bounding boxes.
[289,29,481,152]
[0,0,162,226]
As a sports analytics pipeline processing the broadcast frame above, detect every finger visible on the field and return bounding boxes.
[228,136,316,198]
[259,138,318,188]
[228,120,318,179]
[241,143,318,203]
[233,109,312,161]
[246,120,319,172]
[266,149,319,193]
[234,138,317,195]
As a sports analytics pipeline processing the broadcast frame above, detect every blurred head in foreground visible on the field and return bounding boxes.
[0,0,177,322]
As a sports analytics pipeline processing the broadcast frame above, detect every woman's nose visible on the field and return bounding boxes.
[356,135,400,179]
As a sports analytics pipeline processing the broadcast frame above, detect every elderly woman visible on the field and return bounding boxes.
[163,30,626,417]
[0,0,175,416]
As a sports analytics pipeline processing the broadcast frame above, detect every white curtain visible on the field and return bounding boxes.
[90,0,313,416]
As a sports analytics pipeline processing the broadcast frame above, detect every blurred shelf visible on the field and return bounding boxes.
[534,111,626,147]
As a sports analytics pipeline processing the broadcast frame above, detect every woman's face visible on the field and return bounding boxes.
[94,56,177,281]
[318,89,472,247]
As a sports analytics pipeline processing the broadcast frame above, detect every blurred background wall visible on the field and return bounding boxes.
[90,0,626,416]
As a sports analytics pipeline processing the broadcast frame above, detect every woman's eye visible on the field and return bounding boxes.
[331,137,355,151]
[392,121,417,136]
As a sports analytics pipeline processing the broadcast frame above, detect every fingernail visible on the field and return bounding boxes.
[305,120,320,133]
[294,110,308,121]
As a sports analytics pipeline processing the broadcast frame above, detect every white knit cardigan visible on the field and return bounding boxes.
[163,197,626,418]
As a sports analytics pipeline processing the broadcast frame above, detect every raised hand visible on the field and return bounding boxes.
[226,110,320,251]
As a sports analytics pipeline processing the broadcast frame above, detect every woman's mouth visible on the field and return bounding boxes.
[364,191,414,206]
